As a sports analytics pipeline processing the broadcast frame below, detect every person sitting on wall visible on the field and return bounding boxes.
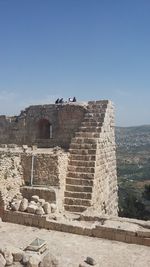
[55,98,59,104]
[73,97,77,102]
[68,97,73,102]
[59,98,64,103]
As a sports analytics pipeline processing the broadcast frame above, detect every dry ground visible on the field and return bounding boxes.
[0,220,150,267]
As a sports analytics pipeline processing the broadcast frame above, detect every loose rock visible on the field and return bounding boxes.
[7,246,24,262]
[3,248,13,266]
[19,198,28,212]
[31,196,39,203]
[0,253,6,267]
[51,203,57,213]
[38,199,45,207]
[30,201,37,206]
[43,202,51,214]
[27,205,37,214]
[40,252,59,267]
[35,207,45,216]
[11,200,21,211]
[22,253,29,265]
[27,254,41,267]
[85,257,96,266]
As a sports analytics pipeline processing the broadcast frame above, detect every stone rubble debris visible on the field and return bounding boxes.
[8,193,57,216]
[0,244,60,267]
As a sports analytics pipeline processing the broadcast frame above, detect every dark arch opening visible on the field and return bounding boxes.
[37,119,52,139]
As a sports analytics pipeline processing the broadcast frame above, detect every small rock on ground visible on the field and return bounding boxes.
[0,253,6,267]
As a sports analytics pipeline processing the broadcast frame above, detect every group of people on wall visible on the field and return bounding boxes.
[55,97,77,104]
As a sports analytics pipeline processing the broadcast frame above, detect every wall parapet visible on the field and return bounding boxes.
[2,210,150,247]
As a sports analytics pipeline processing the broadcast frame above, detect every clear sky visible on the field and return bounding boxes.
[0,0,150,126]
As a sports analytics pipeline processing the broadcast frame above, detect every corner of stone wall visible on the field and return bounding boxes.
[0,190,5,218]
[0,148,24,210]
[91,101,118,216]
[56,149,69,212]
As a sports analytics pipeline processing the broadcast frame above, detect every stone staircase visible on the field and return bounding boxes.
[64,101,108,213]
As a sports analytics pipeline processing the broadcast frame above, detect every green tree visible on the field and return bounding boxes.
[143,185,150,201]
[119,191,147,219]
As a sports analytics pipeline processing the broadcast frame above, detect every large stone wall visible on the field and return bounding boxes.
[21,148,68,186]
[0,146,68,211]
[92,101,118,215]
[0,103,87,149]
[0,149,23,208]
[64,100,118,215]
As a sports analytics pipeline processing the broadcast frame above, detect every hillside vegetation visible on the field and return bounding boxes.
[116,125,150,219]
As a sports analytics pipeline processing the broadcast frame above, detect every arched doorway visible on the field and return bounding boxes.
[38,119,52,139]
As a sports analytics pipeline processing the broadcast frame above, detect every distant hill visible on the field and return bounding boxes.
[116,125,150,219]
[116,125,150,150]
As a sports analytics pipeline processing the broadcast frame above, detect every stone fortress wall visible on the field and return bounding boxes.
[0,103,86,148]
[0,100,118,216]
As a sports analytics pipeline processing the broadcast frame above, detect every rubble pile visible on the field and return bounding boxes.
[0,245,59,267]
[8,193,57,216]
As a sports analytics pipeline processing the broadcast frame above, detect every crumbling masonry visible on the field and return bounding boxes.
[0,100,118,215]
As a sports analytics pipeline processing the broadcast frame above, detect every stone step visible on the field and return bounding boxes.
[64,205,87,213]
[71,137,98,144]
[69,154,96,161]
[64,197,91,206]
[66,178,94,186]
[68,165,95,173]
[69,148,97,155]
[87,106,107,110]
[68,160,95,167]
[84,113,105,118]
[83,118,104,123]
[87,105,106,109]
[81,122,103,127]
[70,143,97,149]
[86,111,105,116]
[78,127,102,133]
[64,191,92,199]
[67,172,94,179]
[75,132,100,138]
[66,184,93,193]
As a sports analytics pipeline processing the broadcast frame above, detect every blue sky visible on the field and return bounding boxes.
[0,0,150,126]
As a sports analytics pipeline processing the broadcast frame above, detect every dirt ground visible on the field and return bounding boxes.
[0,220,150,267]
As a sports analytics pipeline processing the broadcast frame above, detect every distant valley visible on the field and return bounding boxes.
[115,125,150,219]
[116,125,150,150]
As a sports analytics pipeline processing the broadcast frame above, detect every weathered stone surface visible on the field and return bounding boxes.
[12,262,24,266]
[85,256,96,265]
[38,199,45,207]
[27,205,37,214]
[7,246,24,262]
[3,248,13,266]
[19,198,28,212]
[30,201,37,206]
[26,254,41,267]
[22,253,29,265]
[64,100,118,215]
[43,202,51,214]
[31,196,39,203]
[35,207,45,216]
[51,204,57,213]
[14,193,23,201]
[11,200,21,211]
[40,252,59,267]
[0,253,6,267]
